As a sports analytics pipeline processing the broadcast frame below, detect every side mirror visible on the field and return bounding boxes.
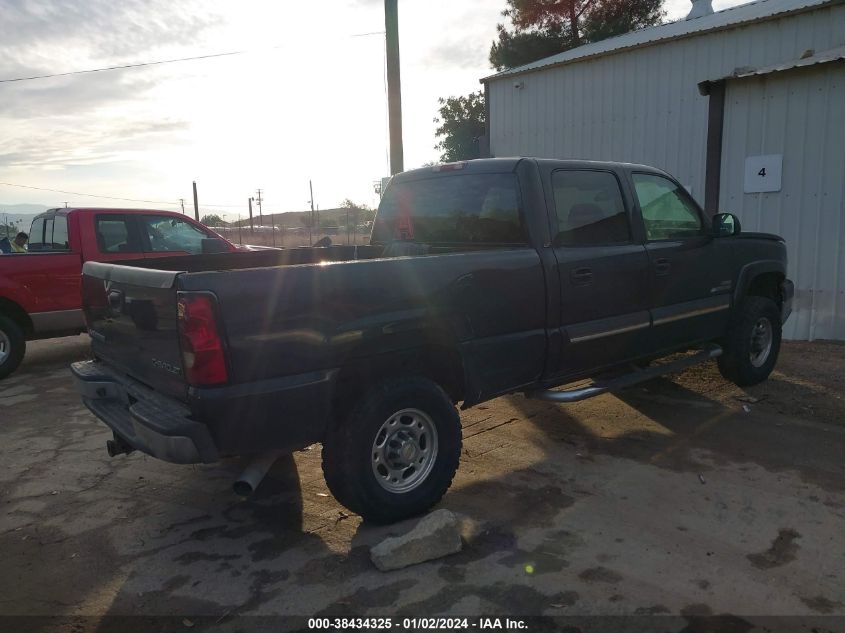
[712,212,741,237]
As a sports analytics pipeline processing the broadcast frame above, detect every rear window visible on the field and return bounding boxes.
[371,174,525,246]
[27,215,70,251]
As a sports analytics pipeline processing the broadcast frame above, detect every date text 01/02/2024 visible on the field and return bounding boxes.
[307,618,528,630]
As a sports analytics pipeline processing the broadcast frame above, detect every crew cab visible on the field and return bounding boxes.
[0,208,239,378]
[72,159,794,523]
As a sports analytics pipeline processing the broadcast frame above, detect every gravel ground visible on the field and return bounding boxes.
[1,336,844,631]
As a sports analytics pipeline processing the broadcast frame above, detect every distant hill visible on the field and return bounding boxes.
[231,207,376,228]
[1,204,51,233]
[1,203,50,215]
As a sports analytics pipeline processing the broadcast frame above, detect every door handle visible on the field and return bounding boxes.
[570,267,593,284]
[654,258,671,276]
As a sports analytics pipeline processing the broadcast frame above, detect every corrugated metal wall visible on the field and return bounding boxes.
[487,3,845,339]
[720,64,845,340]
[488,3,845,203]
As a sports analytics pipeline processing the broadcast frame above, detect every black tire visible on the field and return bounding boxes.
[717,296,781,387]
[0,314,26,380]
[322,376,462,524]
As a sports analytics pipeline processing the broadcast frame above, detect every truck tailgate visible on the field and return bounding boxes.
[82,261,188,401]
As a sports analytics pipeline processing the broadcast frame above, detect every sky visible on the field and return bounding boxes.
[0,0,749,221]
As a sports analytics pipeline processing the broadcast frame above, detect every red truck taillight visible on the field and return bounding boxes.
[177,292,228,387]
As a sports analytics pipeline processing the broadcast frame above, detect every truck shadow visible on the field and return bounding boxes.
[376,371,845,616]
[93,453,354,620]
[504,370,845,491]
[74,368,843,620]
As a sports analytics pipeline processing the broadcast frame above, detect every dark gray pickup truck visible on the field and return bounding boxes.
[72,158,793,523]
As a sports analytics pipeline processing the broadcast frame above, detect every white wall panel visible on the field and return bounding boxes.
[721,64,845,340]
[488,4,845,206]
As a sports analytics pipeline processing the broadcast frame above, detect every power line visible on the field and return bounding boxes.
[0,31,386,84]
[0,181,179,205]
[0,50,246,84]
[0,180,287,210]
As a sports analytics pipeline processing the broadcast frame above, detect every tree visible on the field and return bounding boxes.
[200,213,225,226]
[490,25,572,71]
[433,91,486,162]
[489,0,664,71]
[340,198,370,212]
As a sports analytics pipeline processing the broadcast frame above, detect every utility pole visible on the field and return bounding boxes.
[238,215,242,245]
[255,189,263,224]
[384,0,404,175]
[192,181,199,221]
[180,198,186,214]
[309,180,315,247]
[62,201,68,208]
[248,198,254,233]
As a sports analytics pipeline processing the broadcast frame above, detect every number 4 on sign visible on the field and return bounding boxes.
[744,155,782,193]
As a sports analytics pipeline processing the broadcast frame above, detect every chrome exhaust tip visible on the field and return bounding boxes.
[233,451,281,497]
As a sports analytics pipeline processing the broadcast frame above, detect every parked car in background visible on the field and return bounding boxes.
[0,208,239,379]
[72,159,793,523]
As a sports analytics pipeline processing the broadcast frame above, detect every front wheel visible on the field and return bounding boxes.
[0,315,26,380]
[322,376,462,524]
[717,296,782,387]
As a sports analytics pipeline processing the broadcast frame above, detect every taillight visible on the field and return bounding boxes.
[177,292,228,386]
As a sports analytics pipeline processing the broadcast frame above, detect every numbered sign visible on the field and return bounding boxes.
[744,154,783,193]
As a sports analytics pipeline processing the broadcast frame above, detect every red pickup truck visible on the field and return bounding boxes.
[0,208,239,379]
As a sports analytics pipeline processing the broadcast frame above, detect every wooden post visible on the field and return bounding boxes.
[384,0,404,174]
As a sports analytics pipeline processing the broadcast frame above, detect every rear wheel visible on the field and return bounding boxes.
[322,376,462,524]
[717,296,781,387]
[0,315,25,380]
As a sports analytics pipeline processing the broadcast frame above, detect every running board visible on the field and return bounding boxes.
[526,345,723,404]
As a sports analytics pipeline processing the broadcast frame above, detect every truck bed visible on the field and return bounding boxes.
[130,242,522,273]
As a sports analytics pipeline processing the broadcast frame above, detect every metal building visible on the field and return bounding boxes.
[481,0,845,340]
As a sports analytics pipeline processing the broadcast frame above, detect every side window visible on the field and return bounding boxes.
[632,173,704,240]
[552,170,631,246]
[95,216,136,253]
[51,216,70,250]
[27,218,46,251]
[141,216,209,254]
[44,218,54,248]
[372,174,526,246]
[25,216,69,252]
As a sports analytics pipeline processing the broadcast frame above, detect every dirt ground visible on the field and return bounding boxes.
[1,336,844,630]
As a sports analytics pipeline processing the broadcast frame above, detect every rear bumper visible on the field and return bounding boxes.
[781,279,795,324]
[71,360,219,464]
[188,369,337,455]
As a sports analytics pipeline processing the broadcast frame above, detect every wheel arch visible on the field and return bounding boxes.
[0,297,34,337]
[331,342,467,419]
[734,261,786,307]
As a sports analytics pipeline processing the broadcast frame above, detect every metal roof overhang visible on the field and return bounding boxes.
[481,0,842,84]
[698,44,845,94]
